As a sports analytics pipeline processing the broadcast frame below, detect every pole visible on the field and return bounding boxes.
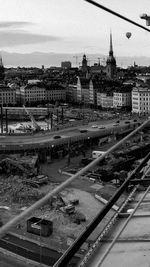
[51,112,53,129]
[5,108,8,133]
[57,109,59,124]
[1,105,3,134]
[61,107,64,124]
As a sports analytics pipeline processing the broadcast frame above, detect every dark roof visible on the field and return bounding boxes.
[79,78,90,89]
[25,83,45,89]
[45,83,65,90]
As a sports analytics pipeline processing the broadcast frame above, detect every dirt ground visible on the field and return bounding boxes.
[0,138,125,253]
[0,155,116,253]
[1,186,108,252]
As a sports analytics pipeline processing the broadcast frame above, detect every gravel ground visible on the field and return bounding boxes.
[6,186,109,252]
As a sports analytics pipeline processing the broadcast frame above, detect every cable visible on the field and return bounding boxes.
[84,0,150,33]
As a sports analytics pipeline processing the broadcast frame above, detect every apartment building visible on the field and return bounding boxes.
[0,84,16,105]
[20,84,46,104]
[97,91,113,108]
[132,86,150,114]
[113,91,132,108]
[67,84,77,103]
[77,77,90,104]
[46,84,66,101]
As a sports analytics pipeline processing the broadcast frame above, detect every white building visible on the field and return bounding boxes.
[27,79,41,84]
[46,84,66,102]
[97,92,113,108]
[97,91,102,107]
[77,77,90,104]
[132,86,150,114]
[20,84,46,104]
[136,74,150,84]
[89,80,100,106]
[113,91,131,108]
[0,85,16,105]
[77,77,82,103]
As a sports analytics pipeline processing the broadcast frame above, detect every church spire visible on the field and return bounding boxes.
[106,31,116,79]
[0,55,3,66]
[0,55,5,82]
[109,32,113,56]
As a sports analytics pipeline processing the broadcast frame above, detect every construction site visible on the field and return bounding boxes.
[0,119,149,259]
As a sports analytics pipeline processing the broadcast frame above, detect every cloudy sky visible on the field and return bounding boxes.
[0,0,150,57]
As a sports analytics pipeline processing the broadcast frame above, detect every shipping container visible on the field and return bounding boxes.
[27,217,53,237]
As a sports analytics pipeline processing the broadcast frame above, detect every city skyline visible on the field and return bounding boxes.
[0,0,149,59]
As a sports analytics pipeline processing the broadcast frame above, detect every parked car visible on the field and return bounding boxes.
[92,125,98,128]
[80,129,88,133]
[98,126,106,129]
[125,121,130,124]
[53,135,61,139]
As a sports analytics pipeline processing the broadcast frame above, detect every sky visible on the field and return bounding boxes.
[0,0,150,58]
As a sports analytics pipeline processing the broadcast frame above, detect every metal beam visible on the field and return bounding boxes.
[130,178,150,184]
[1,105,3,134]
[84,0,150,33]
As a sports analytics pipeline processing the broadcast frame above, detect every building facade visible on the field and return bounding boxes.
[61,61,71,69]
[113,91,132,108]
[46,86,66,102]
[77,77,90,104]
[0,85,16,105]
[132,86,150,114]
[77,77,82,103]
[20,84,46,104]
[97,91,113,108]
[66,84,77,103]
[89,80,96,106]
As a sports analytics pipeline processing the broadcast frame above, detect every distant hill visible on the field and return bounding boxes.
[1,51,150,68]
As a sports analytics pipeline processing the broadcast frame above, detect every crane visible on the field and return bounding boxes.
[23,105,41,132]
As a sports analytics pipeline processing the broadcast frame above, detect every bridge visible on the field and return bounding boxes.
[0,121,136,152]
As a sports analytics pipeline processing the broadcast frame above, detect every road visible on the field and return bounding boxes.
[0,120,136,151]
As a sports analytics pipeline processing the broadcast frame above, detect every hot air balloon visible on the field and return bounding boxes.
[126,32,132,39]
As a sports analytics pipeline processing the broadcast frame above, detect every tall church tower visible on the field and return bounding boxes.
[82,54,88,70]
[81,54,90,78]
[0,56,5,82]
[106,33,116,79]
